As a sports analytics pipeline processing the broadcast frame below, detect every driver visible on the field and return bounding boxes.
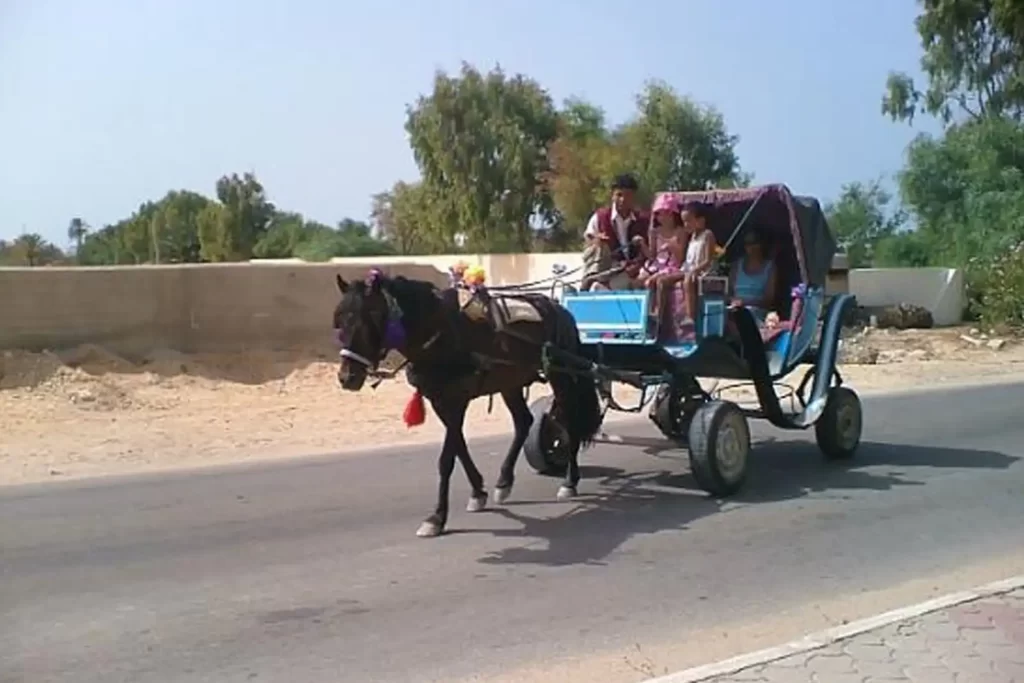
[580,173,649,291]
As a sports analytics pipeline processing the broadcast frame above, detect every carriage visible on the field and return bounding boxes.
[521,184,862,497]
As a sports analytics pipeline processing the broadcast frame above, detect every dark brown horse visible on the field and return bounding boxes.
[333,270,603,538]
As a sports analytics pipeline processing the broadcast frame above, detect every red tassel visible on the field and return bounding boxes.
[403,391,426,427]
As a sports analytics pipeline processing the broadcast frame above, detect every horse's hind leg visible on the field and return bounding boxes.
[494,388,533,505]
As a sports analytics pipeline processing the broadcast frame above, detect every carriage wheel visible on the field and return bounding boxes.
[524,395,571,477]
[649,384,701,442]
[815,386,862,460]
[687,401,750,497]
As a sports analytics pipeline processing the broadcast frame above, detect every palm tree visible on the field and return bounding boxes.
[67,217,89,263]
[13,233,45,266]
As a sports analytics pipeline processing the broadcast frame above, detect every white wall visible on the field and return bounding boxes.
[849,268,964,326]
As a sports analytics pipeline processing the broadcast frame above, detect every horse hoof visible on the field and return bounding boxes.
[416,521,444,538]
[493,487,512,505]
[556,486,578,501]
[466,493,488,513]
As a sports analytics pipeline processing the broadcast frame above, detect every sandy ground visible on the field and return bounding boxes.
[2,325,1023,487]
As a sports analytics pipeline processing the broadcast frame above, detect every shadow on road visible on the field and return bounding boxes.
[476,440,1018,568]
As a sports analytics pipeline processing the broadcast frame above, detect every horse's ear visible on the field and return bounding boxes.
[336,274,348,293]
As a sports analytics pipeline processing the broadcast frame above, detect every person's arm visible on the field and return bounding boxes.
[728,262,742,307]
[693,231,719,275]
[583,212,600,241]
[761,260,778,309]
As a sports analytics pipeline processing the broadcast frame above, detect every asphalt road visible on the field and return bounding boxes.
[3,382,1024,683]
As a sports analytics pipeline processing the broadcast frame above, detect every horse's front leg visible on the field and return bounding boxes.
[416,398,472,538]
[494,388,533,505]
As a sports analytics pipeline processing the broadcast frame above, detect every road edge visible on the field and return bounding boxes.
[646,574,1024,683]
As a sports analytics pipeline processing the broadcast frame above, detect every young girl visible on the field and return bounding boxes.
[680,201,719,328]
[639,194,690,339]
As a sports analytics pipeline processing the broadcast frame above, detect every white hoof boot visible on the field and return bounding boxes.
[556,486,577,501]
[466,493,488,513]
[416,520,443,538]
[493,487,512,505]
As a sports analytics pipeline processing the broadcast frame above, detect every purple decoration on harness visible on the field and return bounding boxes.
[383,318,406,349]
[366,268,384,286]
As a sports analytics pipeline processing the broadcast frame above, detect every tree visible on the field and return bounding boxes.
[824,180,907,267]
[614,80,745,199]
[405,63,560,252]
[0,233,65,266]
[67,218,89,261]
[198,172,275,261]
[898,116,1024,266]
[371,181,443,255]
[882,0,1024,125]
[543,98,617,246]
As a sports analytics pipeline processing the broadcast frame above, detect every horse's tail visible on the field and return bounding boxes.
[545,300,603,448]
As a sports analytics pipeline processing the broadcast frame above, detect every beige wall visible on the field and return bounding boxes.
[0,262,448,356]
[0,254,961,356]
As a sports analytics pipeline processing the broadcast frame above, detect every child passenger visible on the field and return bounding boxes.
[638,194,690,340]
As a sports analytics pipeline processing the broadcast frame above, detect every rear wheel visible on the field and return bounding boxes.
[524,395,572,477]
[815,386,862,460]
[650,384,701,442]
[687,401,750,497]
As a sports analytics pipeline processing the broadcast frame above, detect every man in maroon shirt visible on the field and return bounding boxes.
[581,173,650,291]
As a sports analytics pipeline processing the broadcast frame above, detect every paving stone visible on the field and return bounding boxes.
[699,592,1024,683]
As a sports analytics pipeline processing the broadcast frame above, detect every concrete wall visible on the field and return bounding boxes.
[0,262,449,356]
[0,255,962,356]
[849,267,964,326]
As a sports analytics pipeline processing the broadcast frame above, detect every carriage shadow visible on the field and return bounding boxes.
[475,440,1018,568]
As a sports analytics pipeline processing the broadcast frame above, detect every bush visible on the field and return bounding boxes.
[968,243,1024,329]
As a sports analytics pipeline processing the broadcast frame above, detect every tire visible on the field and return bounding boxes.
[524,395,572,477]
[815,386,862,460]
[687,401,750,497]
[649,384,700,442]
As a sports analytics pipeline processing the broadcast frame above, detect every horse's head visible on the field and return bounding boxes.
[332,269,407,391]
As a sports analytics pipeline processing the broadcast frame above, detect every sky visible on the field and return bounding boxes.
[0,0,942,246]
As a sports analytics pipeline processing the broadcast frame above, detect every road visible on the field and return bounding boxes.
[3,382,1024,683]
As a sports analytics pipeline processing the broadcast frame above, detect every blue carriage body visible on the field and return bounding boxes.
[561,285,827,381]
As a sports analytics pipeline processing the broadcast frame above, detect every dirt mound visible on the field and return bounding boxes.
[0,347,147,410]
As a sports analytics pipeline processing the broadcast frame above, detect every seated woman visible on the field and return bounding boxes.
[638,194,690,338]
[729,226,778,326]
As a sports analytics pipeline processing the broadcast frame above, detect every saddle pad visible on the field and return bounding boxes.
[491,295,543,325]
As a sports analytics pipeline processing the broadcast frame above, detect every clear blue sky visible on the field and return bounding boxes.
[0,0,941,245]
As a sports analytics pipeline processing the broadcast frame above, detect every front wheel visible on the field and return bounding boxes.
[523,395,573,477]
[687,401,750,497]
[815,386,862,460]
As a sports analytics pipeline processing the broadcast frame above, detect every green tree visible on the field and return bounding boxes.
[824,180,907,267]
[67,218,89,262]
[371,181,443,255]
[0,233,65,266]
[544,98,617,247]
[615,80,745,199]
[405,63,559,252]
[882,0,1024,125]
[898,116,1024,266]
[199,172,275,261]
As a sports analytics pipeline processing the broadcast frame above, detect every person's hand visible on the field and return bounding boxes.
[729,298,743,309]
[625,263,642,279]
[645,273,660,289]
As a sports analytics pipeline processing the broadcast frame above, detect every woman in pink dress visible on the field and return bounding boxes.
[638,194,691,340]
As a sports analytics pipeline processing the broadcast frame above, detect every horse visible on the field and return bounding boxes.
[332,269,603,538]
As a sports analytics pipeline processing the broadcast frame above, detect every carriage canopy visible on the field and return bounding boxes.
[655,184,838,288]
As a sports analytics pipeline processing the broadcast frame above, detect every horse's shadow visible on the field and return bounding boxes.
[472,440,1018,568]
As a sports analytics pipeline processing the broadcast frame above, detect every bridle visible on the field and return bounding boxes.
[337,285,440,388]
